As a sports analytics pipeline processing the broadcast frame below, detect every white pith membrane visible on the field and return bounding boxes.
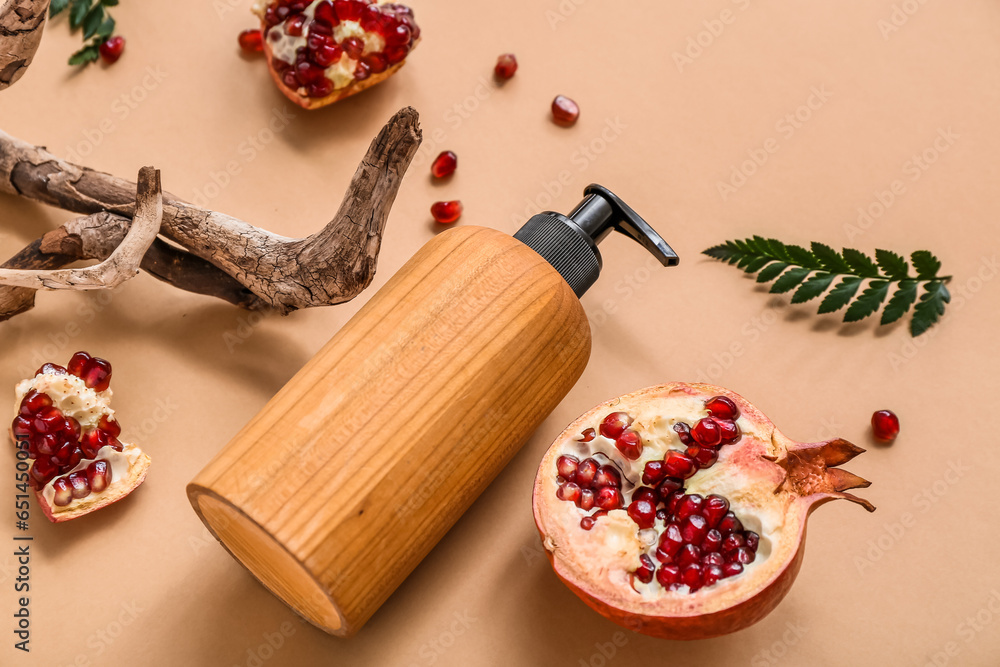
[13,371,150,520]
[253,0,390,92]
[534,384,805,617]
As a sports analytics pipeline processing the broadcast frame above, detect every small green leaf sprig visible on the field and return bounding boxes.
[49,0,119,66]
[703,237,951,336]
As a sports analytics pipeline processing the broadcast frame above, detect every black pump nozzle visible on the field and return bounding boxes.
[513,184,679,297]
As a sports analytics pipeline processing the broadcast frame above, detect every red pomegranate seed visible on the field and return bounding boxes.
[364,53,388,73]
[556,482,581,503]
[68,352,91,377]
[717,511,743,535]
[595,487,622,510]
[99,36,125,64]
[674,494,703,520]
[577,489,595,511]
[681,564,703,591]
[599,412,632,439]
[615,430,643,460]
[686,444,718,469]
[51,478,73,506]
[551,95,579,127]
[656,564,681,587]
[431,201,463,224]
[81,429,107,458]
[580,509,607,530]
[81,357,113,392]
[703,564,724,586]
[314,1,338,24]
[702,528,723,553]
[656,477,682,502]
[11,416,32,440]
[721,533,745,554]
[99,415,121,438]
[312,42,343,67]
[342,36,365,59]
[68,471,90,499]
[36,434,59,457]
[384,44,409,64]
[655,508,669,524]
[21,390,52,415]
[642,460,666,485]
[35,363,67,376]
[627,498,656,529]
[634,554,655,584]
[631,487,657,505]
[577,428,596,442]
[700,494,728,526]
[29,459,56,489]
[593,464,621,489]
[286,14,306,36]
[431,151,458,178]
[87,460,111,493]
[575,459,598,488]
[705,395,740,420]
[664,490,686,515]
[385,22,412,47]
[307,78,334,98]
[494,53,517,80]
[745,531,760,551]
[715,418,740,444]
[677,544,702,568]
[871,409,900,441]
[359,3,382,31]
[680,514,709,545]
[673,422,694,445]
[662,451,697,480]
[33,407,64,434]
[282,68,299,88]
[733,547,755,564]
[722,562,744,577]
[556,455,579,480]
[692,417,722,447]
[702,550,725,567]
[333,0,363,21]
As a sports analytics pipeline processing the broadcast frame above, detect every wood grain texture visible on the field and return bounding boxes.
[188,226,592,636]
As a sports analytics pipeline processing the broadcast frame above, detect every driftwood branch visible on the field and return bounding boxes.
[0,107,422,319]
[0,0,49,91]
[0,166,161,289]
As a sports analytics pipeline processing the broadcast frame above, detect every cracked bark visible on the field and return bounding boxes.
[0,0,49,91]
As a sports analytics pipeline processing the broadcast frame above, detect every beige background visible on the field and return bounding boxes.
[1,0,998,665]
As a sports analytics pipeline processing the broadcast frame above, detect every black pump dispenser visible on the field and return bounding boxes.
[513,184,679,297]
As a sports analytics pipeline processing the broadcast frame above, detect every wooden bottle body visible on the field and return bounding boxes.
[188,226,591,636]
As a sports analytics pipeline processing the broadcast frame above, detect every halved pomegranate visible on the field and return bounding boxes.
[9,352,151,523]
[253,0,420,109]
[532,382,874,639]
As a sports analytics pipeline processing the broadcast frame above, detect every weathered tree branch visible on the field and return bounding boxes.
[0,107,422,318]
[0,0,49,91]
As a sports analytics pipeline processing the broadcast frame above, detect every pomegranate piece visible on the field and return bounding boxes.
[551,95,580,127]
[534,383,875,639]
[871,409,900,441]
[10,352,152,523]
[494,53,518,80]
[431,201,463,224]
[99,36,126,64]
[615,430,643,460]
[430,151,458,179]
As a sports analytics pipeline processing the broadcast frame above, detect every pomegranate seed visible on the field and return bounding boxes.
[733,546,755,564]
[52,478,73,506]
[99,36,125,64]
[431,151,458,179]
[871,409,900,441]
[681,564,703,591]
[36,434,59,457]
[314,1,338,24]
[595,487,622,510]
[675,494,704,520]
[702,529,723,553]
[342,36,365,59]
[577,428,596,442]
[702,494,730,527]
[68,352,91,377]
[673,422,694,445]
[662,451,697,480]
[282,68,299,88]
[575,459,598,488]
[656,564,680,587]
[721,533,746,554]
[311,42,343,67]
[686,444,718,468]
[580,516,596,530]
[29,459,55,489]
[680,514,709,545]
[35,363,67,376]
[677,544,702,568]
[87,460,111,493]
[384,44,409,64]
[21,390,52,415]
[615,430,643,460]
[551,95,579,127]
[33,407,64,434]
[364,53,388,73]
[692,417,722,447]
[722,562,744,577]
[717,511,743,535]
[307,78,333,98]
[705,395,740,420]
[275,6,290,20]
[656,523,684,560]
[627,499,656,529]
[576,489,595,511]
[353,60,372,81]
[664,490,686,515]
[264,7,280,26]
[702,551,725,567]
[745,531,760,551]
[385,22,411,47]
[296,60,326,85]
[656,477,682,502]
[556,455,579,480]
[81,357,113,392]
[494,53,517,80]
[430,201,463,224]
[715,419,740,444]
[703,565,724,586]
[631,487,657,505]
[68,471,91,499]
[599,412,632,439]
[359,3,382,31]
[81,429,108,459]
[642,460,666,485]
[655,508,669,523]
[99,415,121,438]
[556,482,581,503]
[593,465,621,489]
[286,14,306,36]
[634,554,655,584]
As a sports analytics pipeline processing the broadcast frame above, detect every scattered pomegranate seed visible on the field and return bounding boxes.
[871,409,899,441]
[99,36,126,65]
[494,53,517,80]
[551,95,579,127]
[431,151,458,179]
[431,201,463,224]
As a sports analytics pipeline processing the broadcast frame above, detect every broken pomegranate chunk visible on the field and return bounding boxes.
[10,352,151,522]
[533,383,875,639]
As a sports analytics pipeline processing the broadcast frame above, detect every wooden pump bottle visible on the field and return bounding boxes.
[187,184,679,636]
